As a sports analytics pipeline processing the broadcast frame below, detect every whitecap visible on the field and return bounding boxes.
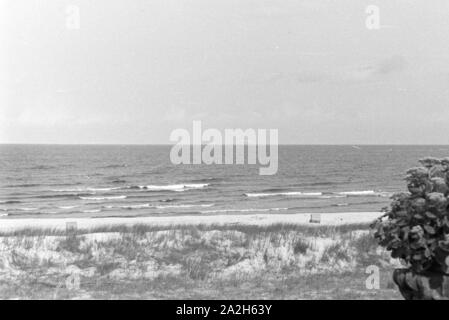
[18,207,38,211]
[336,190,391,197]
[155,204,214,209]
[140,183,209,192]
[58,205,77,209]
[245,192,322,197]
[79,195,127,200]
[201,207,287,214]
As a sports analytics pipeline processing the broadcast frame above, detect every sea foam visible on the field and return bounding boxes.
[79,195,127,200]
[137,183,209,191]
[245,192,322,198]
[245,190,391,198]
[201,207,288,214]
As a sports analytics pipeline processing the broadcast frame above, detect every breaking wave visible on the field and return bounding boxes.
[104,203,215,210]
[79,195,127,200]
[155,204,214,209]
[201,207,288,214]
[17,207,38,211]
[57,205,78,209]
[245,190,392,198]
[52,183,209,194]
[335,190,392,197]
[131,183,209,192]
[245,192,323,198]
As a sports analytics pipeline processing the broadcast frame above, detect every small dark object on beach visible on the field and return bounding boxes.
[309,213,321,224]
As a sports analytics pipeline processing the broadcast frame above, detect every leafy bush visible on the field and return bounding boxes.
[372,157,449,274]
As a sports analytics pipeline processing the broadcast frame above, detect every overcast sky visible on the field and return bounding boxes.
[1,0,449,144]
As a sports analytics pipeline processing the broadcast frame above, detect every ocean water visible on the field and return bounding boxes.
[1,145,448,219]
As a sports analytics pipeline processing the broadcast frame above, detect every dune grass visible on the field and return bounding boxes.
[0,222,372,238]
[0,222,401,300]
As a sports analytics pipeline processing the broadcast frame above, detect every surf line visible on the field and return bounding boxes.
[169,120,278,175]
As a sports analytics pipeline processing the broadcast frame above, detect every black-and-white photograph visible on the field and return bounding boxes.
[1,0,449,304]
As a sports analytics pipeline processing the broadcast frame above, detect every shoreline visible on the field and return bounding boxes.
[0,211,383,232]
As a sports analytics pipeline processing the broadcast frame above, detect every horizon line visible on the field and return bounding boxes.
[1,143,449,146]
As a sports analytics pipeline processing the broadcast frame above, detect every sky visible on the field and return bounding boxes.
[1,0,449,144]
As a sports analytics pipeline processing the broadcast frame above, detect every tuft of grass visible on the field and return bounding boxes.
[56,234,83,253]
[293,238,310,255]
[0,227,65,238]
[0,222,373,238]
[184,256,210,280]
[97,261,121,276]
[109,235,141,261]
[352,232,378,254]
[320,243,351,264]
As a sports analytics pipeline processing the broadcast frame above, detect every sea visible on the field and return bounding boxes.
[1,145,448,219]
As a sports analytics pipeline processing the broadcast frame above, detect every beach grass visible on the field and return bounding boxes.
[0,222,402,299]
[0,222,372,238]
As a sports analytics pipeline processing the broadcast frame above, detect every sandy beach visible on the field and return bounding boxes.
[0,211,383,232]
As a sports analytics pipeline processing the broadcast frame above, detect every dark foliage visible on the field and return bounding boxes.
[372,157,449,274]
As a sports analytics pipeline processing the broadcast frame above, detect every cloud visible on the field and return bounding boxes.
[267,55,408,85]
[341,55,407,82]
